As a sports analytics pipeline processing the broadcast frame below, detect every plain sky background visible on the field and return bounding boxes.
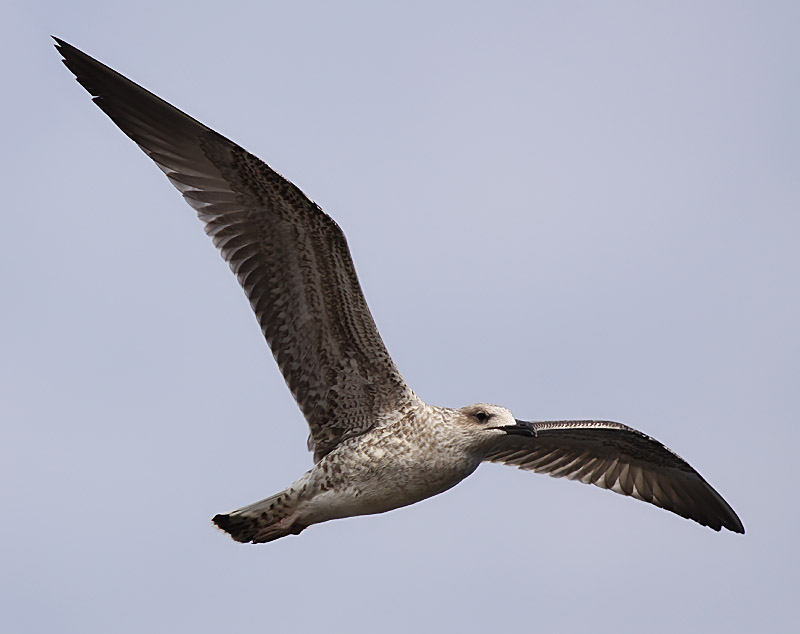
[2,1,798,632]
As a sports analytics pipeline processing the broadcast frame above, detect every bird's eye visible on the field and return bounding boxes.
[475,411,489,423]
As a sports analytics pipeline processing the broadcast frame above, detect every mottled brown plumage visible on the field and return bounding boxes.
[54,38,414,463]
[56,38,744,542]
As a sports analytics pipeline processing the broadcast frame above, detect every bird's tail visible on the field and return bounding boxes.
[212,492,304,544]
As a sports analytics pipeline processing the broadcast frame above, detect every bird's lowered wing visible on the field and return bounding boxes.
[485,420,744,533]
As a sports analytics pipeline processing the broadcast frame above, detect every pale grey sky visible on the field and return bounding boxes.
[3,1,798,632]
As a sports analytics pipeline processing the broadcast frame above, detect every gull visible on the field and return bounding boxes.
[56,38,744,543]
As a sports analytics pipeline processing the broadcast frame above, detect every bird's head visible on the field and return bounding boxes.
[456,403,537,447]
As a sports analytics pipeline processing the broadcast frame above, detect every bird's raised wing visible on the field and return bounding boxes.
[56,39,417,461]
[485,420,744,533]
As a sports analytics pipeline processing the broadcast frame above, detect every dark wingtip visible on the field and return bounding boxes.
[706,502,744,535]
[52,36,75,58]
[728,517,745,535]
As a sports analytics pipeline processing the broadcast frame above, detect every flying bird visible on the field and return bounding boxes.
[55,38,744,542]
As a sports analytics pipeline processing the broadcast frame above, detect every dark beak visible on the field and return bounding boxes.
[492,419,537,437]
